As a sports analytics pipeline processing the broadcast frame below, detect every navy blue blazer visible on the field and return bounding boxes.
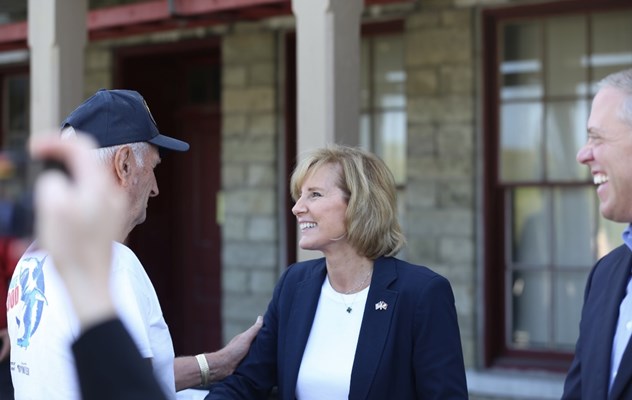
[563,245,632,400]
[206,256,468,399]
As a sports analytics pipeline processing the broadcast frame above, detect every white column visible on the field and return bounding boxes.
[292,0,363,261]
[292,0,363,155]
[28,0,87,136]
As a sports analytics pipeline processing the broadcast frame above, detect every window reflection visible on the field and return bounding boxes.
[501,22,542,100]
[512,270,550,349]
[554,271,586,349]
[590,10,632,92]
[500,102,543,182]
[553,188,595,268]
[545,100,589,181]
[360,33,406,185]
[512,188,550,267]
[545,16,587,97]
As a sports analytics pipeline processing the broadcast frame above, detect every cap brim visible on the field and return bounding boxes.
[149,134,190,152]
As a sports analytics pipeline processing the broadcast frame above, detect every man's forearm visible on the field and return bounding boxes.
[174,317,262,391]
[174,352,232,391]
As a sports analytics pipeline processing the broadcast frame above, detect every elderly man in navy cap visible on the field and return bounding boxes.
[6,89,261,400]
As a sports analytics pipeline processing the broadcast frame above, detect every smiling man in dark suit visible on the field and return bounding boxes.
[564,68,632,399]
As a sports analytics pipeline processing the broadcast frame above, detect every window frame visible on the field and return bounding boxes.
[360,20,406,188]
[482,0,632,371]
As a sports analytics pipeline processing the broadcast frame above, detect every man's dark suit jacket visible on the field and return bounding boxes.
[206,256,468,399]
[563,244,632,400]
[72,319,168,400]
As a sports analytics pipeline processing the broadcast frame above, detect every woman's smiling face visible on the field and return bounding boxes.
[291,163,349,254]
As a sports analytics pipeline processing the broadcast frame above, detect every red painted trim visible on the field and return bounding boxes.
[88,1,170,30]
[0,21,27,42]
[0,0,412,49]
[175,0,286,15]
[0,22,27,50]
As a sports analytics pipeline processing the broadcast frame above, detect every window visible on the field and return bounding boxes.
[1,72,29,150]
[0,1,27,24]
[483,2,632,369]
[360,23,406,186]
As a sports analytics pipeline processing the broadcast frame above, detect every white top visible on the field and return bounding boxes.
[7,242,176,400]
[295,276,368,400]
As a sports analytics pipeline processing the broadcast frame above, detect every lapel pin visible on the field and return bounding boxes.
[375,301,388,311]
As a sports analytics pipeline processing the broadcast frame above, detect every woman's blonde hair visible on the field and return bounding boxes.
[290,144,406,259]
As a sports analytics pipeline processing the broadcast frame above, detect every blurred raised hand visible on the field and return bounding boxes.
[30,133,126,330]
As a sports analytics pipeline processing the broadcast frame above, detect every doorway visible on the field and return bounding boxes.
[116,39,222,355]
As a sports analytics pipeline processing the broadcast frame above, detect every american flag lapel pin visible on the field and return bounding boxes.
[375,301,388,311]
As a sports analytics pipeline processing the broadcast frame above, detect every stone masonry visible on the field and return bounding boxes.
[404,2,476,369]
[221,27,280,340]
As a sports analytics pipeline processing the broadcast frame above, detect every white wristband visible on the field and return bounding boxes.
[195,354,210,386]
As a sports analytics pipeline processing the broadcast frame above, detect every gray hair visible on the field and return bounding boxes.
[61,126,150,167]
[599,68,632,128]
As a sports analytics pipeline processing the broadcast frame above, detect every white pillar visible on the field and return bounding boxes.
[28,0,87,136]
[292,0,363,261]
[292,0,363,155]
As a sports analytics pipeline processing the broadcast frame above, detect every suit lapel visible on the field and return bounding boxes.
[607,249,632,400]
[349,257,398,400]
[282,261,327,398]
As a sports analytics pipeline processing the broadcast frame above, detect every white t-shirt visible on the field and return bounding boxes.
[6,242,176,400]
[295,276,368,400]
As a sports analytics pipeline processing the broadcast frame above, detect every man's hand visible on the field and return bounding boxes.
[174,316,263,391]
[0,328,10,362]
[206,316,263,382]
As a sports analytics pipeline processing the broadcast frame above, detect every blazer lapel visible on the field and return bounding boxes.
[349,257,398,400]
[281,261,327,398]
[607,249,632,400]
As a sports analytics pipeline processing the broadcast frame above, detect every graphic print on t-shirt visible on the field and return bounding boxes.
[6,256,48,348]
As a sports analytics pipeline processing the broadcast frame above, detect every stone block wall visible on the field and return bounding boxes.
[84,46,112,96]
[221,27,280,341]
[404,2,477,367]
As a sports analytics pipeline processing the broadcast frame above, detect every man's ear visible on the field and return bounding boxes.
[113,145,133,185]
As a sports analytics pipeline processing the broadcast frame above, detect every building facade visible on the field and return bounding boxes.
[1,0,631,398]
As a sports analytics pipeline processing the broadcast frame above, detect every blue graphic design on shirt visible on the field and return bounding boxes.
[14,256,48,349]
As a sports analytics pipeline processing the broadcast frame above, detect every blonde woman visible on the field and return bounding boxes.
[207,145,468,400]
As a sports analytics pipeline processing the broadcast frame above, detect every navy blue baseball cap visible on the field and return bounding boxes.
[61,89,189,152]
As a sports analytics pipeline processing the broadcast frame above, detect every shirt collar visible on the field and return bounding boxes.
[623,224,632,252]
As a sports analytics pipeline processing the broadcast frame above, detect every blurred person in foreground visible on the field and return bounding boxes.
[0,152,32,400]
[6,89,261,400]
[563,68,632,399]
[206,145,468,399]
[32,133,167,400]
[0,235,20,400]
